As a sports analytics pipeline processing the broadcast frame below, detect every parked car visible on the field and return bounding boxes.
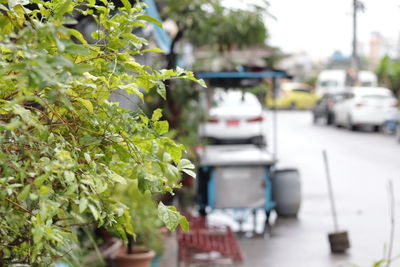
[312,92,346,125]
[198,90,266,146]
[266,82,319,109]
[332,87,398,131]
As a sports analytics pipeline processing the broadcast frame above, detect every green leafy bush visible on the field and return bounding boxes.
[0,0,200,265]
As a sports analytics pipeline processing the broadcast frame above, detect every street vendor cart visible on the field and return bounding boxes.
[196,144,277,233]
[194,71,302,229]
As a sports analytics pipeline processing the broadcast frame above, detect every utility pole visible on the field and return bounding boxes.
[351,0,358,85]
[351,0,365,86]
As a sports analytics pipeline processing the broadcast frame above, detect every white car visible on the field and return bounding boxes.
[333,87,397,131]
[198,90,267,145]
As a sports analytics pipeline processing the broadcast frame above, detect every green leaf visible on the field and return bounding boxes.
[109,171,127,185]
[166,143,182,164]
[63,171,75,182]
[136,76,155,91]
[17,184,31,201]
[154,120,168,135]
[176,66,185,75]
[137,15,162,28]
[182,169,196,178]
[120,0,131,11]
[84,152,91,163]
[163,152,172,162]
[32,226,44,244]
[34,173,50,187]
[166,164,180,182]
[142,47,165,54]
[65,44,90,55]
[0,4,9,12]
[197,79,206,87]
[177,159,195,170]
[156,82,166,99]
[13,105,44,131]
[79,198,88,213]
[151,108,162,121]
[158,202,188,231]
[38,186,49,195]
[54,0,72,19]
[77,98,94,113]
[373,259,386,267]
[71,64,94,74]
[112,143,130,162]
[80,135,102,146]
[88,204,99,220]
[123,210,134,235]
[179,216,189,232]
[119,83,144,101]
[69,28,88,44]
[8,0,28,8]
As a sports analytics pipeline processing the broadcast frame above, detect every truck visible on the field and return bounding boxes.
[316,69,377,96]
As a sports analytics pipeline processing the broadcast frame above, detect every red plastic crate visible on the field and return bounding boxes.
[178,215,243,264]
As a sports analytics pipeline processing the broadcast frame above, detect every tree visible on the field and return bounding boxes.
[0,0,200,265]
[375,55,400,96]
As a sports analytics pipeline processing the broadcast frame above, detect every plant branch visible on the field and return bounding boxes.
[5,198,34,217]
[386,179,395,267]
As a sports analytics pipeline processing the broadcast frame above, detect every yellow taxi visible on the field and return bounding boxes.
[265,82,319,109]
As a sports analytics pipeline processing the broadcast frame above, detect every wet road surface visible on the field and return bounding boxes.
[236,110,400,267]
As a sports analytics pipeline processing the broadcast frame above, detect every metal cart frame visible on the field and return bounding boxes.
[196,144,277,235]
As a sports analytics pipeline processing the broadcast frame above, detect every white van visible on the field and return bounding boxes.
[316,70,377,96]
[316,70,346,95]
[358,71,378,87]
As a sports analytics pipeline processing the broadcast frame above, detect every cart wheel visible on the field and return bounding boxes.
[199,207,207,217]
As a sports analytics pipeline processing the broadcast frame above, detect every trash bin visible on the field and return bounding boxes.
[272,169,301,217]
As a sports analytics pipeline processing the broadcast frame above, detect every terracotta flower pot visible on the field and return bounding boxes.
[115,247,156,267]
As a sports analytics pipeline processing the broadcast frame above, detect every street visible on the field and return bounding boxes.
[238,110,400,267]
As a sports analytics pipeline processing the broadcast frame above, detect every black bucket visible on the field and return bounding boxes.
[328,231,350,253]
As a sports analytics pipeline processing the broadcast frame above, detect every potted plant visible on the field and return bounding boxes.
[113,183,162,267]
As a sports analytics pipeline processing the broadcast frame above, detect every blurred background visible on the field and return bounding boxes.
[76,0,400,266]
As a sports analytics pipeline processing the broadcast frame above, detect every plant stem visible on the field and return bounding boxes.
[386,180,395,267]
[127,234,134,254]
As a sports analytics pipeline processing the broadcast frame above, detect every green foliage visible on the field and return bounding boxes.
[189,7,267,51]
[264,46,284,70]
[306,76,318,89]
[162,0,269,52]
[0,0,201,265]
[145,79,204,152]
[114,183,163,256]
[375,55,400,96]
[349,257,399,267]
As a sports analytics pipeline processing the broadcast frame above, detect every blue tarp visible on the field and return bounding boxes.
[196,71,288,79]
[145,0,171,54]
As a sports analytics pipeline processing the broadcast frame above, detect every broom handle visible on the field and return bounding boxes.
[323,150,339,232]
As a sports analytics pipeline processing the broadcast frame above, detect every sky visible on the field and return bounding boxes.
[224,0,400,60]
